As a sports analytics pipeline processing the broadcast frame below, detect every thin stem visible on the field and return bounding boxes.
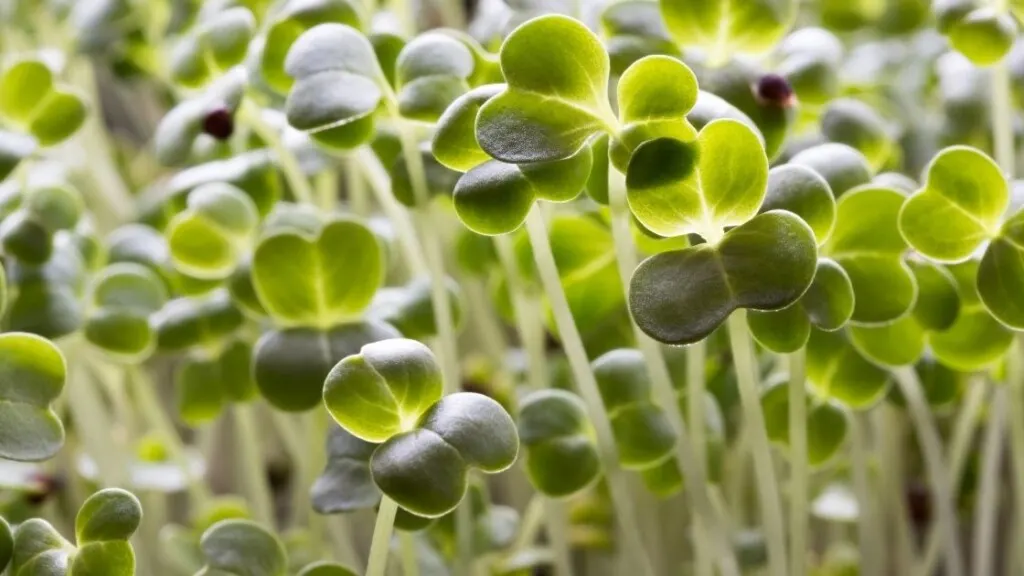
[1006,339,1024,575]
[366,496,400,576]
[327,515,362,567]
[494,235,548,392]
[687,341,714,576]
[523,204,654,576]
[513,494,546,551]
[788,349,808,576]
[972,386,1007,576]
[848,412,879,576]
[725,311,788,576]
[315,168,339,212]
[892,366,965,576]
[344,156,371,216]
[992,62,1016,176]
[401,531,420,576]
[67,363,126,486]
[877,406,916,574]
[239,100,316,205]
[918,379,988,575]
[270,412,307,525]
[544,498,574,576]
[233,403,275,526]
[606,167,738,576]
[305,409,330,555]
[355,147,427,276]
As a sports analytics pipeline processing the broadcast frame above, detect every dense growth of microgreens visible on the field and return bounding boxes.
[0,0,1023,575]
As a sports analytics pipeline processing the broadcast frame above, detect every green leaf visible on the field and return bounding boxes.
[820,98,894,171]
[167,183,259,280]
[311,424,381,514]
[262,0,363,94]
[153,290,245,352]
[626,121,768,241]
[284,23,386,149]
[849,315,926,367]
[630,210,817,345]
[0,518,9,573]
[825,185,916,325]
[395,32,474,122]
[700,61,794,161]
[297,561,358,576]
[0,333,66,462]
[10,518,73,575]
[517,389,601,497]
[453,146,593,236]
[169,7,256,87]
[76,488,142,543]
[176,355,226,425]
[369,278,463,340]
[610,55,699,171]
[907,260,960,332]
[979,209,1024,329]
[761,379,848,466]
[748,302,810,353]
[323,338,443,441]
[154,69,247,166]
[84,263,166,362]
[432,84,503,172]
[775,27,843,107]
[948,8,1017,66]
[899,146,1005,263]
[789,143,872,197]
[660,0,798,63]
[390,144,461,207]
[805,328,890,408]
[930,260,1014,371]
[476,15,617,164]
[640,456,684,497]
[252,217,383,328]
[24,182,84,233]
[415,392,518,473]
[601,0,681,77]
[0,211,53,265]
[199,520,287,576]
[760,164,836,245]
[592,348,675,469]
[255,320,400,412]
[0,56,88,145]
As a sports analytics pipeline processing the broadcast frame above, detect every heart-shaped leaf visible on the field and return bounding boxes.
[908,259,960,331]
[601,1,681,77]
[84,263,167,362]
[805,328,890,408]
[169,7,256,88]
[849,315,926,367]
[432,84,504,172]
[760,164,836,245]
[262,0,363,94]
[311,423,381,514]
[821,98,894,171]
[371,392,518,517]
[789,143,872,197]
[0,332,66,461]
[775,27,843,106]
[10,518,73,574]
[153,290,244,352]
[899,146,1005,263]
[824,185,916,325]
[477,15,618,164]
[284,23,387,150]
[453,147,593,236]
[71,488,142,576]
[592,348,675,469]
[660,0,798,63]
[630,210,817,345]
[255,320,400,412]
[199,520,287,576]
[177,340,256,424]
[154,68,247,167]
[0,58,88,146]
[252,217,383,329]
[978,207,1024,328]
[761,379,848,466]
[395,32,475,122]
[626,122,768,241]
[518,389,601,497]
[699,61,794,161]
[930,260,1013,371]
[610,55,699,171]
[167,183,259,280]
[948,8,1017,66]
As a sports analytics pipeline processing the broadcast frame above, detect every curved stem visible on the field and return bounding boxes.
[239,100,315,206]
[494,235,549,392]
[366,496,399,576]
[513,494,546,551]
[788,349,808,576]
[892,366,965,576]
[972,386,1007,576]
[725,312,788,576]
[917,379,988,575]
[606,167,739,576]
[233,403,275,527]
[354,146,427,276]
[523,204,654,576]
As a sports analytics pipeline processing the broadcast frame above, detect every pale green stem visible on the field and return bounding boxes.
[233,403,275,527]
[367,496,400,576]
[725,311,788,576]
[126,365,212,508]
[139,491,166,575]
[848,412,878,576]
[523,204,654,576]
[68,365,126,486]
[892,367,965,576]
[328,515,362,567]
[306,409,330,555]
[271,412,307,525]
[1006,340,1024,575]
[877,406,916,574]
[606,166,738,576]
[401,531,420,576]
[345,156,371,217]
[992,62,1016,175]
[463,278,510,371]
[918,379,988,575]
[972,386,1007,576]
[354,146,428,277]
[494,235,548,392]
[544,498,574,576]
[315,168,339,212]
[788,349,808,576]
[688,341,713,576]
[513,494,546,551]
[239,100,315,205]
